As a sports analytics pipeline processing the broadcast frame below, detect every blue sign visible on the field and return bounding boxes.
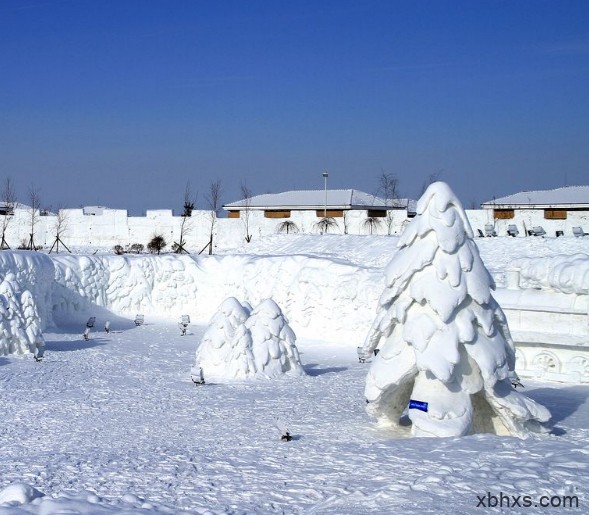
[408,400,429,412]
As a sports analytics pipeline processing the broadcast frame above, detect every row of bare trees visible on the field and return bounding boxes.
[0,171,444,253]
[0,178,63,251]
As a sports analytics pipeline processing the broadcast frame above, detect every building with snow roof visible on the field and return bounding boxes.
[482,185,589,220]
[222,189,415,219]
[479,185,589,238]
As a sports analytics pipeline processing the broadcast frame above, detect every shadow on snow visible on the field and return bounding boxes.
[45,337,109,352]
[525,385,589,435]
[303,363,348,376]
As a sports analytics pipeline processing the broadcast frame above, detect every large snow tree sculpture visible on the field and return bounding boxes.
[360,182,550,438]
[193,297,305,381]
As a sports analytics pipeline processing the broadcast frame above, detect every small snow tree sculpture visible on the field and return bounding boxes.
[360,182,550,438]
[246,299,305,379]
[193,297,305,381]
[194,297,251,378]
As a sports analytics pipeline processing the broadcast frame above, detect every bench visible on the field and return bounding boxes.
[529,226,546,237]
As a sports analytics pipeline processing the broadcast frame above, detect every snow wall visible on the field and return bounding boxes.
[3,249,589,382]
[50,253,381,343]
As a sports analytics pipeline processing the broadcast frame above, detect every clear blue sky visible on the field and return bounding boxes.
[1,0,588,214]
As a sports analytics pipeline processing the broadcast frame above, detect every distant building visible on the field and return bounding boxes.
[82,206,109,216]
[223,189,415,219]
[0,202,15,216]
[481,186,589,221]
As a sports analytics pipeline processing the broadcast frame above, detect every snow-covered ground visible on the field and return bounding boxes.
[1,233,589,513]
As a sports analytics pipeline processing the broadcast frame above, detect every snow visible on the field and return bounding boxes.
[1,208,589,511]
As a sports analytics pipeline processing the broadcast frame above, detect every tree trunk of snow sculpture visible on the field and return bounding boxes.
[360,182,551,438]
[246,299,305,379]
[194,297,251,379]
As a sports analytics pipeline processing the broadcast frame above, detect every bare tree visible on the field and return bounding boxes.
[27,185,42,250]
[378,171,400,235]
[277,220,299,234]
[175,182,196,254]
[342,210,350,235]
[363,216,383,235]
[147,234,166,254]
[240,180,253,243]
[314,217,339,234]
[0,177,17,250]
[48,207,71,253]
[205,178,223,255]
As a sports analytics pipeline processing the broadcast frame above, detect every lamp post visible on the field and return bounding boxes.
[322,171,328,218]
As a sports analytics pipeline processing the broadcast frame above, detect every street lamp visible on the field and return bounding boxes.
[322,171,329,218]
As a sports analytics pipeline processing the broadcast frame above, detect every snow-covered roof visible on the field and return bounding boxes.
[481,185,589,209]
[223,189,410,211]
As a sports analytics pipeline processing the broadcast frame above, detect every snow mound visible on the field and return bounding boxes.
[0,483,44,506]
[360,182,551,438]
[194,298,305,381]
[0,482,193,513]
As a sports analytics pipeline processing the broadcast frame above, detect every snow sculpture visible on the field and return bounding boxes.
[245,299,305,379]
[360,182,551,438]
[194,297,251,378]
[0,274,45,357]
[193,297,305,381]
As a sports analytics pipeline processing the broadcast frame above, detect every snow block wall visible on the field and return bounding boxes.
[0,252,52,356]
[51,253,381,343]
[495,254,589,383]
[360,182,551,438]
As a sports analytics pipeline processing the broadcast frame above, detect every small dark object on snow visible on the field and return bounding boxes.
[281,432,292,442]
[511,378,524,388]
[134,314,145,326]
[104,320,111,333]
[86,317,96,328]
[34,355,43,362]
[191,367,205,385]
[179,315,190,336]
[356,346,368,363]
[374,348,380,356]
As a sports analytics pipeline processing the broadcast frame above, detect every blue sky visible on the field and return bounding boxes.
[1,0,588,214]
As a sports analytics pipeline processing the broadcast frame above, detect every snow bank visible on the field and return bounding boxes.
[0,482,187,513]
